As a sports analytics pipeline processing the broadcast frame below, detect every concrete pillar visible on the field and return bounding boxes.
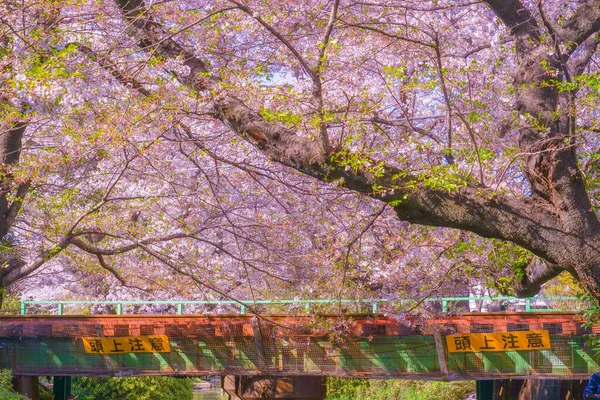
[222,375,326,400]
[12,375,40,400]
[489,379,586,400]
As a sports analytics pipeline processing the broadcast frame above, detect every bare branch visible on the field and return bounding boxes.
[454,108,486,186]
[137,242,263,315]
[339,20,435,48]
[370,116,443,144]
[1,228,193,286]
[70,232,198,256]
[313,0,340,154]
[337,205,386,299]
[434,37,454,162]
[316,0,340,76]
[75,43,150,96]
[1,235,73,285]
[227,0,317,83]
[96,254,149,293]
[450,37,513,58]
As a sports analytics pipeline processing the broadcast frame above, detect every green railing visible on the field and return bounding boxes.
[17,296,585,316]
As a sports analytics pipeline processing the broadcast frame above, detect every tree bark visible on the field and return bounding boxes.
[512,260,566,298]
[0,121,27,239]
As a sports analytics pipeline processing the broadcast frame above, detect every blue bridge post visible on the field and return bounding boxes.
[53,376,72,400]
[476,380,493,399]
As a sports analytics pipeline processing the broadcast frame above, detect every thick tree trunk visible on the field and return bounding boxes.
[0,119,28,289]
[0,120,27,239]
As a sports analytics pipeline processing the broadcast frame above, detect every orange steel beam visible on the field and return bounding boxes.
[0,312,591,339]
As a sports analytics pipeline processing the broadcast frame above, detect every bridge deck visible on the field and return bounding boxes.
[0,312,596,379]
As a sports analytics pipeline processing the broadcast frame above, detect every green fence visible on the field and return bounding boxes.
[19,296,586,315]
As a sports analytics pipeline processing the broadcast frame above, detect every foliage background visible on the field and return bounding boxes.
[3,0,587,309]
[326,378,475,400]
[0,370,27,400]
[72,376,193,400]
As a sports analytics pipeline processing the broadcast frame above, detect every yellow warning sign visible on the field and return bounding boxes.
[82,335,171,354]
[446,330,550,353]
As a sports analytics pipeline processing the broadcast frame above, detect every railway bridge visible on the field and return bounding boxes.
[2,296,596,399]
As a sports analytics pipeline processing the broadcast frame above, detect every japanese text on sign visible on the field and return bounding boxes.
[82,335,171,354]
[446,330,550,353]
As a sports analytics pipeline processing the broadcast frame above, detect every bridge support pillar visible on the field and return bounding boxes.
[221,375,326,399]
[487,379,587,400]
[476,380,493,399]
[12,375,39,400]
[53,376,72,400]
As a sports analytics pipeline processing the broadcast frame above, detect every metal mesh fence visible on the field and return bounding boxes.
[0,312,597,379]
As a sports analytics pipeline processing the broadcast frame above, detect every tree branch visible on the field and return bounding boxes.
[317,0,340,75]
[483,0,540,46]
[538,1,570,82]
[227,0,317,82]
[70,232,197,256]
[96,254,149,293]
[137,242,263,314]
[115,0,217,91]
[1,235,73,285]
[339,20,435,48]
[556,0,600,55]
[454,108,485,186]
[75,43,150,96]
[450,37,513,58]
[313,0,340,154]
[4,180,30,230]
[434,36,454,163]
[571,33,600,75]
[512,259,566,297]
[96,254,127,286]
[369,116,443,144]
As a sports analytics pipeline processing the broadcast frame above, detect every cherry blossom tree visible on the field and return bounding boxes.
[2,0,600,306]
